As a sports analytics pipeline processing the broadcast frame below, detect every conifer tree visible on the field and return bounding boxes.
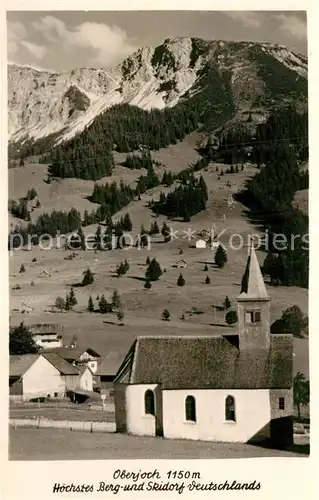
[177,273,185,286]
[9,322,39,355]
[65,293,71,311]
[112,290,121,311]
[99,294,109,314]
[78,226,86,250]
[223,296,231,310]
[144,279,152,289]
[162,309,171,321]
[19,264,25,273]
[117,309,124,324]
[87,295,94,313]
[205,275,211,284]
[215,244,228,268]
[82,268,94,286]
[69,287,77,307]
[145,258,163,281]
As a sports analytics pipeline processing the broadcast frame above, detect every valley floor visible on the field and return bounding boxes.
[9,427,309,461]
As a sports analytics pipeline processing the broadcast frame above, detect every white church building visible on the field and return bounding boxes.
[114,246,294,448]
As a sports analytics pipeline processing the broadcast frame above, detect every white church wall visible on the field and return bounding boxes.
[126,384,158,436]
[162,389,271,442]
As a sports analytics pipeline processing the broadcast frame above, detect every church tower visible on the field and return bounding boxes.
[237,245,270,351]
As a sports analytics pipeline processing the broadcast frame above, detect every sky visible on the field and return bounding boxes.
[7,11,307,72]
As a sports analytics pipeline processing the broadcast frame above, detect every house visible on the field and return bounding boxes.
[114,246,294,448]
[96,351,125,395]
[45,346,101,374]
[9,354,65,401]
[176,259,187,269]
[21,302,33,314]
[9,352,94,401]
[76,365,94,392]
[28,323,63,349]
[42,352,81,392]
[195,239,206,249]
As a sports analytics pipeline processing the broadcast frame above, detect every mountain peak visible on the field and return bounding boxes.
[8,37,307,146]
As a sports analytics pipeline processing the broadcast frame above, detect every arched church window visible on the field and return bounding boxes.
[185,395,196,422]
[144,389,155,415]
[225,395,236,421]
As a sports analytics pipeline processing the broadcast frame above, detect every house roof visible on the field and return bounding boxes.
[114,334,293,390]
[28,323,64,335]
[42,353,80,375]
[45,346,101,360]
[238,245,269,300]
[10,354,40,377]
[77,365,93,375]
[96,351,126,376]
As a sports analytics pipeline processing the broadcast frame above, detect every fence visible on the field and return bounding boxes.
[9,418,116,433]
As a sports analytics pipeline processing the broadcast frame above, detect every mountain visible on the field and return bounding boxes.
[8,37,307,152]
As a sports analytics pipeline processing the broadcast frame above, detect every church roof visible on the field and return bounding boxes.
[114,334,293,390]
[238,245,269,300]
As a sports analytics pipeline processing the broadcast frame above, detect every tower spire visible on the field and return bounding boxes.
[239,244,269,300]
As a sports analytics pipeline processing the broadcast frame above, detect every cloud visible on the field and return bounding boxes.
[275,13,307,40]
[223,12,261,29]
[32,16,137,65]
[7,21,27,55]
[21,41,47,60]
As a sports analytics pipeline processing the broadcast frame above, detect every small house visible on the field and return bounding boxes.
[28,323,63,349]
[45,346,101,374]
[195,239,207,249]
[9,354,65,401]
[176,259,187,268]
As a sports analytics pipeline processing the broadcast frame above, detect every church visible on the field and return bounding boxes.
[113,246,294,447]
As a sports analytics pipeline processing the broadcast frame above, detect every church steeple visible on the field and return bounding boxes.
[237,245,270,351]
[239,245,269,299]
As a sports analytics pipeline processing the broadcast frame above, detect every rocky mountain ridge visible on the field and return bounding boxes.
[8,37,307,147]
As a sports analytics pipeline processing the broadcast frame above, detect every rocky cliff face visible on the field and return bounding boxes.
[8,37,307,146]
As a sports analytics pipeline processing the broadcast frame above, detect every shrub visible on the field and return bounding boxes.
[225,310,238,326]
[205,275,210,284]
[55,296,65,312]
[162,309,171,321]
[19,264,26,273]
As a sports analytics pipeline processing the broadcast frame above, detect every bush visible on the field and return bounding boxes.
[55,296,65,312]
[19,264,26,273]
[225,310,238,326]
[162,309,171,321]
[205,275,210,284]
